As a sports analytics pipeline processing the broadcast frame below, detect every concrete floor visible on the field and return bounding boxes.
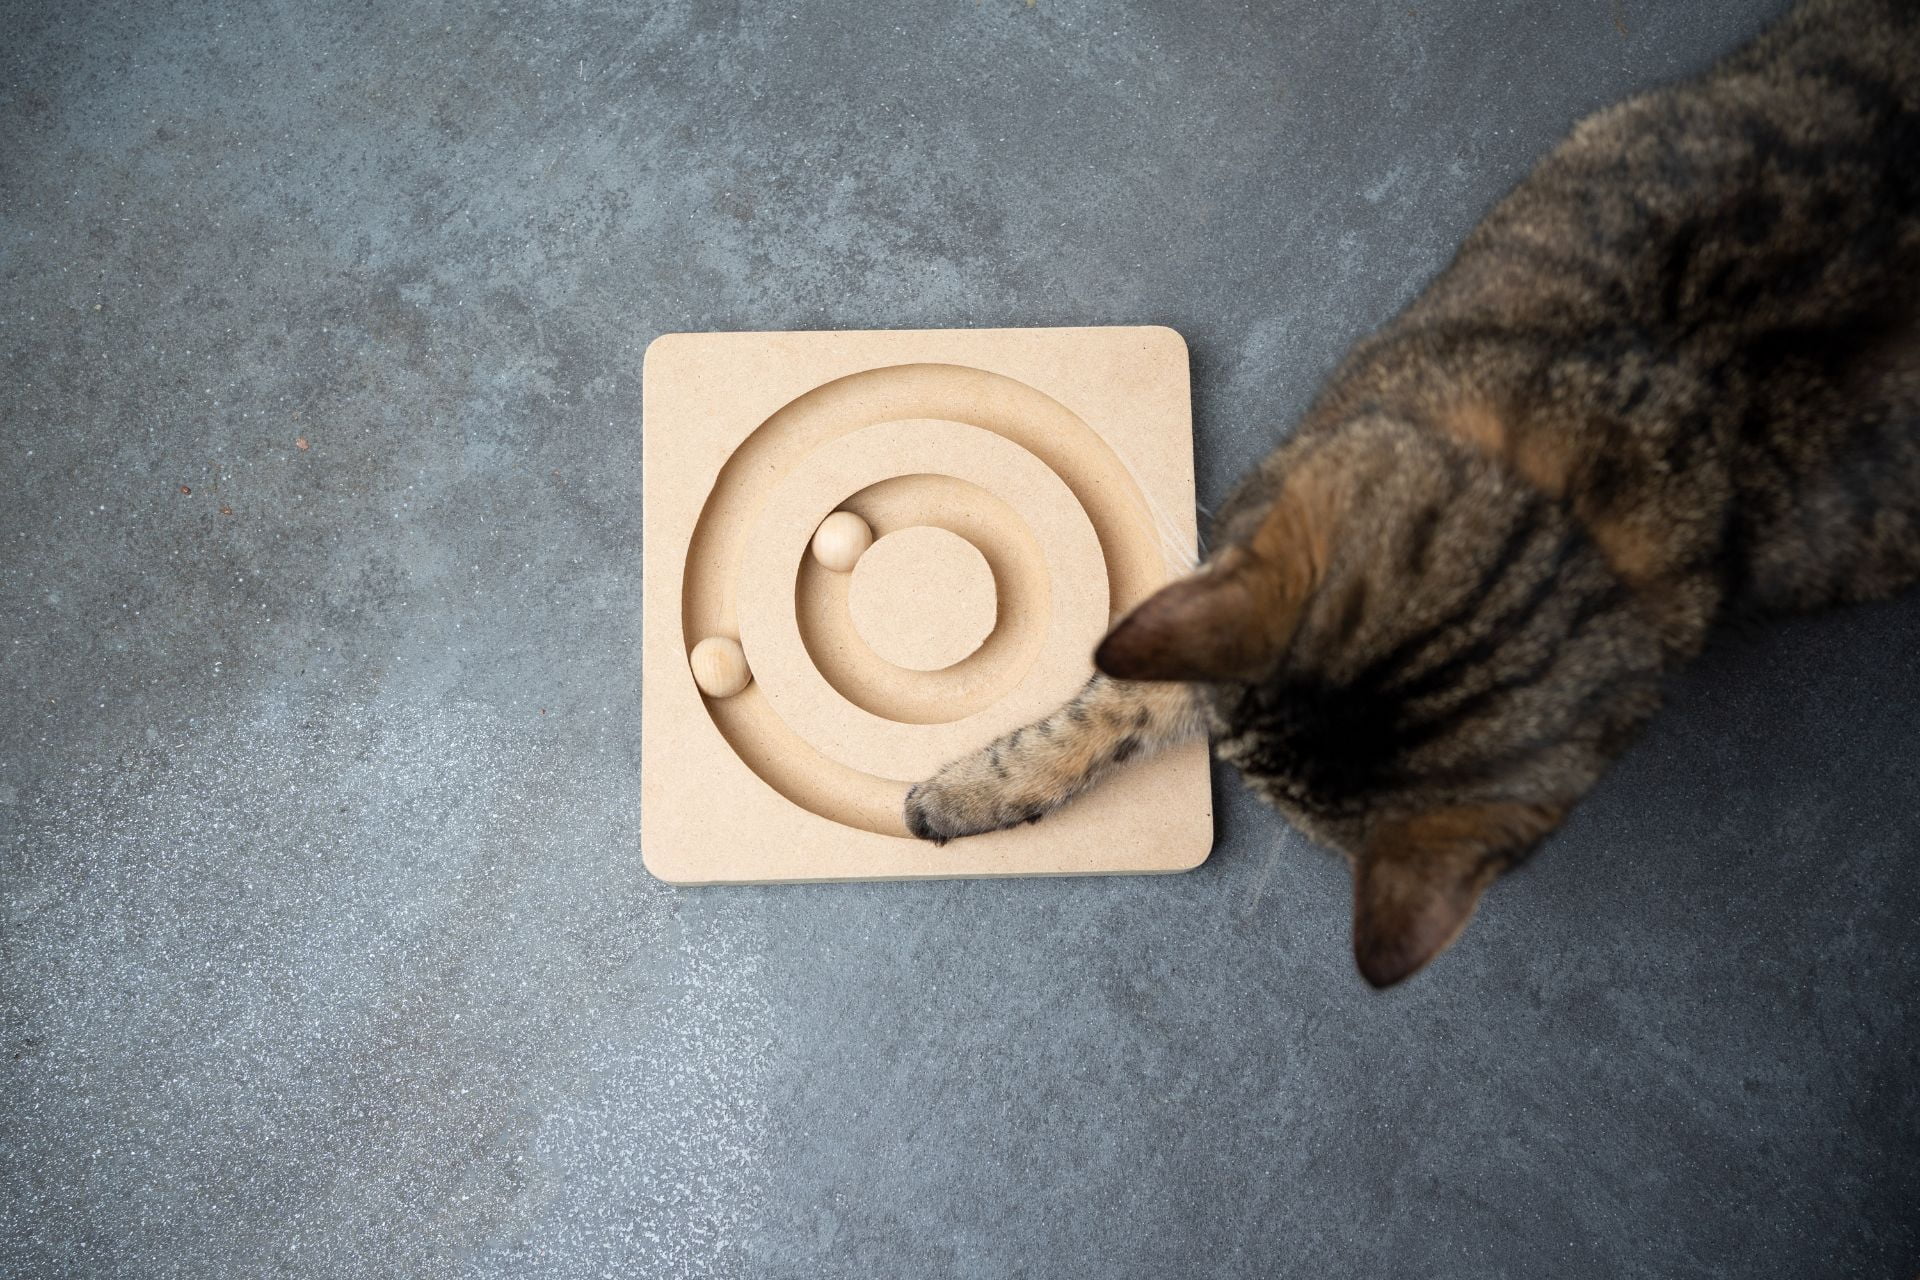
[4,0,1916,1275]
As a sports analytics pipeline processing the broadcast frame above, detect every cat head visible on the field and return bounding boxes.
[1098,417,1664,987]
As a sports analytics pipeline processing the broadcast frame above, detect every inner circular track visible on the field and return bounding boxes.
[797,475,1047,725]
[735,419,1106,782]
[680,363,1169,836]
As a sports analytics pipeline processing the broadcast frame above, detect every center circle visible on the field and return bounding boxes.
[846,525,998,672]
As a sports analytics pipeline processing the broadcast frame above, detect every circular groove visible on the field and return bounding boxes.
[681,363,1167,834]
[736,419,1107,781]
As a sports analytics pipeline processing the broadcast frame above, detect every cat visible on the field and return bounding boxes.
[904,0,1920,987]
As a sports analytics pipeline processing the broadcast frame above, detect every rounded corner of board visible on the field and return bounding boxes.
[641,844,700,887]
[1136,324,1190,361]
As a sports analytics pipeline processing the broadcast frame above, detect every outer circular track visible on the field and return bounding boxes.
[680,363,1169,837]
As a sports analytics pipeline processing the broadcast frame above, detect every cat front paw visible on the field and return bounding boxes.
[903,760,1052,845]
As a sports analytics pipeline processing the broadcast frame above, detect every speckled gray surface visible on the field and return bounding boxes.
[2,1,1916,1276]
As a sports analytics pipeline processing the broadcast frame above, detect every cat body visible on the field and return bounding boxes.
[906,0,1920,986]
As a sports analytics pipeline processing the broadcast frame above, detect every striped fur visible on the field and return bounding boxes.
[907,0,1920,986]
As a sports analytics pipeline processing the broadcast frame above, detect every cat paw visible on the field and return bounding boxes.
[903,770,1050,845]
[902,780,984,845]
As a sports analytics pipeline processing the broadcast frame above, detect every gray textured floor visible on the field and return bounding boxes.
[3,1,1916,1276]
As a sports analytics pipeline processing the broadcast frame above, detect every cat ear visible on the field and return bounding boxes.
[1094,551,1283,682]
[1351,803,1563,988]
[1095,488,1327,684]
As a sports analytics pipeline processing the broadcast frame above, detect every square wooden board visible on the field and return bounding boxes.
[641,326,1214,884]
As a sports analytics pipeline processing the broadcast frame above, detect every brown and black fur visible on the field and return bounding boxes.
[905,0,1920,987]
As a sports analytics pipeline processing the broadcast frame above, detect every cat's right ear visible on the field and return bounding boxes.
[1351,802,1563,987]
[1095,489,1327,684]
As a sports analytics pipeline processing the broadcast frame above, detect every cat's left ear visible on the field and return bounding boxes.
[1351,803,1563,988]
[1095,480,1331,684]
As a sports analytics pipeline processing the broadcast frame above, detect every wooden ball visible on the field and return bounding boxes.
[689,635,751,698]
[810,510,873,572]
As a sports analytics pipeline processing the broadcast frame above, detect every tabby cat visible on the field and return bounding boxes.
[904,0,1920,986]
